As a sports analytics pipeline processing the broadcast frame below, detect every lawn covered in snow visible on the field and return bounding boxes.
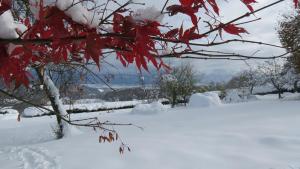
[0,94,300,169]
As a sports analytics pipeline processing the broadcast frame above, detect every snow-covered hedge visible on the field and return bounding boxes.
[22,100,141,117]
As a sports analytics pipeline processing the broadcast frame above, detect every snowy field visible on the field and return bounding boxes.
[0,94,300,169]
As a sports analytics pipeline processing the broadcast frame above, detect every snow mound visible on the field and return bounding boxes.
[22,107,46,117]
[0,107,18,115]
[0,108,19,120]
[188,92,222,108]
[0,11,20,39]
[131,102,166,115]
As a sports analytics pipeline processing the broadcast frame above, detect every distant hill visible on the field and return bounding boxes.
[84,71,232,88]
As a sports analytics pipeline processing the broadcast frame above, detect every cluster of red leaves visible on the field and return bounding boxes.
[98,132,130,154]
[99,132,118,143]
[166,0,298,19]
[166,0,257,25]
[167,0,220,26]
[0,45,31,87]
[0,0,11,15]
[241,0,257,12]
[294,0,299,8]
[0,3,169,87]
[0,4,96,87]
[218,23,249,38]
[0,0,13,85]
[112,13,167,71]
[164,25,207,50]
[119,143,131,154]
[165,0,249,42]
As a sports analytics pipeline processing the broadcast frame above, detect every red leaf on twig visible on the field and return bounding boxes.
[0,0,11,15]
[207,0,219,15]
[85,33,104,68]
[180,0,194,7]
[165,28,179,38]
[242,0,257,12]
[166,5,199,26]
[294,0,299,8]
[219,23,248,38]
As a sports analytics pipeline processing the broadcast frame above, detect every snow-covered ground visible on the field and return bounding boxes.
[1,94,300,169]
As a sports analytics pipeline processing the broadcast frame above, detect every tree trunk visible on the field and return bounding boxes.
[171,91,177,108]
[35,67,69,139]
[294,80,299,93]
[278,88,282,99]
[183,96,187,106]
[250,85,254,95]
[271,80,283,99]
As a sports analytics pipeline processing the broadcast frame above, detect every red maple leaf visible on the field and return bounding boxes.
[294,0,299,8]
[165,28,179,38]
[179,26,206,43]
[179,0,194,7]
[0,0,11,15]
[219,23,249,38]
[207,0,219,15]
[166,5,199,26]
[242,0,257,12]
[85,33,104,68]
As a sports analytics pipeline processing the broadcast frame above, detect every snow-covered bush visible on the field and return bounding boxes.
[23,107,46,117]
[223,89,244,103]
[131,102,166,115]
[226,69,262,94]
[223,89,258,103]
[188,92,222,108]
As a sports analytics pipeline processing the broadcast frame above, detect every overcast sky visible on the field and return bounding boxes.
[101,0,295,81]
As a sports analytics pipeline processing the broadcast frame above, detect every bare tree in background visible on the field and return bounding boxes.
[258,60,290,99]
[159,63,197,107]
[226,69,261,94]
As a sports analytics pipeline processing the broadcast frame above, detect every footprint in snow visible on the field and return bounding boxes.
[4,146,60,169]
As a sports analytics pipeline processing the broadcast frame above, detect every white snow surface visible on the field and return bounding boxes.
[56,0,101,28]
[28,0,101,27]
[188,92,222,108]
[0,11,21,39]
[1,94,300,169]
[0,108,19,120]
[132,6,164,22]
